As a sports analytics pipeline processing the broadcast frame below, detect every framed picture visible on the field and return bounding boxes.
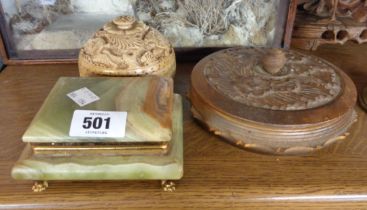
[0,0,297,65]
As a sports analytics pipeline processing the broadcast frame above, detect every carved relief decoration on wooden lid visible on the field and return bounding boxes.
[204,48,342,111]
[79,16,174,75]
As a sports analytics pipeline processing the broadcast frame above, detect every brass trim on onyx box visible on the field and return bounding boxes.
[31,142,170,156]
[0,0,298,65]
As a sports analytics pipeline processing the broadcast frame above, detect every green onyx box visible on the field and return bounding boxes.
[11,76,183,191]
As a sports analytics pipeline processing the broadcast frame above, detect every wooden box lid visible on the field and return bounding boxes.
[78,16,176,77]
[190,48,357,155]
[23,76,174,145]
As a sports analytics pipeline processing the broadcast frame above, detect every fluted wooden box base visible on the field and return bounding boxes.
[191,104,357,155]
[11,95,183,181]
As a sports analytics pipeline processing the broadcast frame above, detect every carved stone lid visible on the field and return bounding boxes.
[79,16,176,77]
[191,48,357,125]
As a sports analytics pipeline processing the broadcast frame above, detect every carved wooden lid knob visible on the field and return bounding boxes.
[113,16,136,30]
[261,49,287,75]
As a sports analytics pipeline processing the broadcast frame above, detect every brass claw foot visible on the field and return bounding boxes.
[161,180,176,192]
[32,181,48,192]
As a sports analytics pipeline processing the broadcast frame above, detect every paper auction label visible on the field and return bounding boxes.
[67,87,100,107]
[69,110,127,138]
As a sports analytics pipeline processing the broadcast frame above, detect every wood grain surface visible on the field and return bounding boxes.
[1,43,367,209]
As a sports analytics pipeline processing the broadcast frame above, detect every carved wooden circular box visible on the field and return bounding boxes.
[79,16,176,77]
[190,48,357,155]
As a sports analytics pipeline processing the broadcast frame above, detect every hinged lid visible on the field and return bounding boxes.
[79,16,176,77]
[23,76,174,144]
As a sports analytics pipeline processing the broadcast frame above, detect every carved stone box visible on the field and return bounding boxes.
[78,16,176,77]
[190,48,357,155]
[11,76,183,192]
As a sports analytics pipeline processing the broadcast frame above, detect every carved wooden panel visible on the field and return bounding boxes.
[292,0,367,50]
[203,48,341,111]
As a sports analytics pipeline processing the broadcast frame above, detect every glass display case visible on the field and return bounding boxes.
[0,0,296,64]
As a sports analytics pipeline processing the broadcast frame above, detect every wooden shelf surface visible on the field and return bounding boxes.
[1,43,367,209]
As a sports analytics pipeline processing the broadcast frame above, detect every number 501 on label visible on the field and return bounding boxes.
[69,110,127,138]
